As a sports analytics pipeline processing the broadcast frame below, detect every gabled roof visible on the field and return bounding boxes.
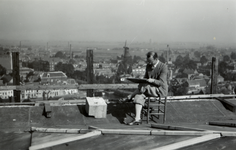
[20,67,34,72]
[192,74,210,80]
[41,71,67,78]
[0,74,12,84]
[218,74,224,79]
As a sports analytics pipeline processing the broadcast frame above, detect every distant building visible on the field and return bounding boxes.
[186,79,207,88]
[0,90,13,99]
[47,58,61,71]
[132,67,146,78]
[20,88,79,101]
[196,62,202,69]
[184,79,207,94]
[190,73,210,80]
[40,71,67,85]
[207,75,225,85]
[94,68,114,77]
[123,45,131,61]
[0,70,78,101]
[183,69,198,79]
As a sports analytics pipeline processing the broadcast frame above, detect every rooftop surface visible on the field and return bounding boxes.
[1,98,236,150]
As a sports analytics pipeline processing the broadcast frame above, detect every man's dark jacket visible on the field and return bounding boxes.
[144,61,168,97]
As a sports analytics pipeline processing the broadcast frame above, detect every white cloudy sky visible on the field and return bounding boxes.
[0,0,235,44]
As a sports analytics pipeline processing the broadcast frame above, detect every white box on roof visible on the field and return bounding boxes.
[85,97,107,118]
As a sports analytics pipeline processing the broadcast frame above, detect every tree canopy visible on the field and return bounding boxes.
[174,54,197,70]
[55,51,66,59]
[194,51,201,58]
[223,55,230,62]
[28,60,49,71]
[200,56,208,65]
[230,52,236,60]
[54,62,74,77]
[218,61,234,78]
[68,59,76,64]
[174,55,183,68]
[0,64,6,76]
[133,55,142,63]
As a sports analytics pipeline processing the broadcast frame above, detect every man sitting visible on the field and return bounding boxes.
[120,51,168,125]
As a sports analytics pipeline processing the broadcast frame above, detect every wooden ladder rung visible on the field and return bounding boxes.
[150,112,164,115]
[149,104,165,106]
[143,108,165,112]
[150,109,164,112]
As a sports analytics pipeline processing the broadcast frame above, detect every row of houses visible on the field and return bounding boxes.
[170,71,233,95]
[0,89,78,101]
[0,69,80,101]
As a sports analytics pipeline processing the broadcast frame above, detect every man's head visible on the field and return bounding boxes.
[146,51,158,66]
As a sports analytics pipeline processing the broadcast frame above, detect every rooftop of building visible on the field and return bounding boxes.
[0,95,236,149]
[41,71,67,78]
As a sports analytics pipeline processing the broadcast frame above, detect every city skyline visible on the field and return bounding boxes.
[0,0,235,45]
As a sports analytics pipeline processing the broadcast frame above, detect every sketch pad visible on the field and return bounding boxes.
[126,78,149,83]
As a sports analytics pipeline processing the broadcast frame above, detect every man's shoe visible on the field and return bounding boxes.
[127,119,142,125]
